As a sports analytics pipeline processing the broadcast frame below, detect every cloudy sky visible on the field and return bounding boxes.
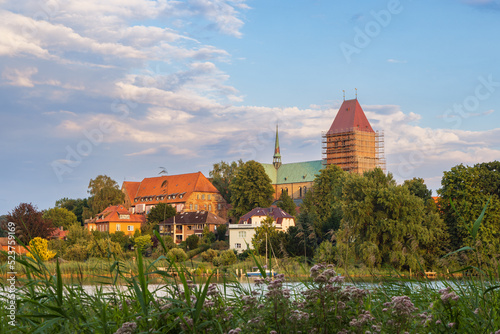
[1,0,500,214]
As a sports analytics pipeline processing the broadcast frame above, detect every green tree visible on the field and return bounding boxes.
[438,162,500,259]
[87,175,125,216]
[166,248,187,262]
[43,207,78,230]
[66,225,92,246]
[314,240,337,264]
[338,168,448,270]
[134,235,152,254]
[186,234,200,250]
[276,191,296,216]
[209,160,244,204]
[55,197,90,224]
[216,224,227,241]
[202,225,216,244]
[214,249,237,266]
[229,160,274,219]
[252,216,277,255]
[6,203,56,244]
[110,231,133,251]
[403,177,432,202]
[147,203,177,224]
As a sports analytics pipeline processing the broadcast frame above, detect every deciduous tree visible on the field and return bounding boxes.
[276,191,296,217]
[209,160,244,204]
[43,207,78,230]
[6,203,55,244]
[229,160,274,220]
[87,175,125,216]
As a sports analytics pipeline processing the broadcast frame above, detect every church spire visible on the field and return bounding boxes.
[273,124,282,169]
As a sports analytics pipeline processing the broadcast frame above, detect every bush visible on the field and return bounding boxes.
[134,235,152,254]
[201,249,218,262]
[64,244,89,261]
[48,238,67,258]
[166,248,187,262]
[186,234,200,250]
[186,244,209,259]
[314,240,338,264]
[27,237,56,261]
[213,249,237,267]
[87,238,123,258]
[211,240,229,250]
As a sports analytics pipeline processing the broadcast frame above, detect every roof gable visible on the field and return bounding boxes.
[327,99,374,134]
[122,172,219,206]
[239,206,294,223]
[161,211,225,225]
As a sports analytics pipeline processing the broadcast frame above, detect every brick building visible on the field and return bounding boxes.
[122,172,227,219]
[323,98,384,174]
[158,211,226,244]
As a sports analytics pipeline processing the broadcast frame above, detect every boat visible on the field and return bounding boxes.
[246,267,278,278]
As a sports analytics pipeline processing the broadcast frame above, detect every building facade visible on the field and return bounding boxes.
[228,206,295,253]
[121,172,227,219]
[158,211,226,244]
[85,205,146,235]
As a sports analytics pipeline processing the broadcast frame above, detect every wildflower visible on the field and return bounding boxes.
[448,322,455,327]
[474,308,480,314]
[436,320,442,324]
[270,331,277,334]
[114,322,137,334]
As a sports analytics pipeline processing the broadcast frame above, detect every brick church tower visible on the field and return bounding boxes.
[323,97,384,174]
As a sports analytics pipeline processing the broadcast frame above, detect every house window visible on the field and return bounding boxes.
[208,204,212,212]
[190,204,193,210]
[128,225,134,231]
[116,224,121,231]
[119,214,130,220]
[204,204,207,210]
[208,194,211,200]
[195,204,198,210]
[238,231,246,238]
[202,194,205,200]
[218,203,221,210]
[235,243,241,249]
[197,194,200,199]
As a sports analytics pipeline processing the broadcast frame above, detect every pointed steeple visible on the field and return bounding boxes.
[273,124,282,169]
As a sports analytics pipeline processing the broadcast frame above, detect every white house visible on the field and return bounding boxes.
[228,206,295,253]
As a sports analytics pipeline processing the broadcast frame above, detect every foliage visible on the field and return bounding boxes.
[213,249,237,267]
[147,202,177,224]
[43,207,78,230]
[55,197,90,223]
[66,225,92,246]
[211,240,229,250]
[438,162,500,262]
[87,238,123,258]
[202,225,216,244]
[276,191,296,216]
[64,244,89,261]
[251,216,277,254]
[87,175,125,216]
[27,237,56,261]
[209,159,244,204]
[229,160,274,220]
[338,168,448,270]
[110,231,133,251]
[201,249,219,262]
[186,234,200,250]
[48,238,67,258]
[134,235,152,253]
[186,245,209,259]
[166,248,188,262]
[215,224,227,241]
[403,177,433,202]
[6,203,56,243]
[314,240,337,264]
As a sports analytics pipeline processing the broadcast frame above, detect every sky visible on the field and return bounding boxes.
[1,0,500,214]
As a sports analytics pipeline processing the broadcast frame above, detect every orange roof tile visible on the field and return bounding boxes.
[95,205,146,223]
[122,172,220,207]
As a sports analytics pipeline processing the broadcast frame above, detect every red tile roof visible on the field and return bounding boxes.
[327,99,374,134]
[122,172,219,207]
[50,228,69,240]
[160,211,226,226]
[95,205,146,223]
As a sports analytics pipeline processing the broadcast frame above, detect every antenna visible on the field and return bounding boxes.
[343,90,345,101]
[355,88,358,100]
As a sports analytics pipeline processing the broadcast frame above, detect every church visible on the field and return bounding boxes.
[261,97,384,202]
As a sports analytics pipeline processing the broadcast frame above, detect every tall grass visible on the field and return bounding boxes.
[1,217,500,334]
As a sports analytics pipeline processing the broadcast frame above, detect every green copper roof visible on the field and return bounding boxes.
[261,160,324,185]
[273,125,281,158]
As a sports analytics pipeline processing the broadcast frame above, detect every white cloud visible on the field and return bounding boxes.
[2,66,38,87]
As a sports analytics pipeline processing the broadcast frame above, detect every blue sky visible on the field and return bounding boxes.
[1,0,500,214]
